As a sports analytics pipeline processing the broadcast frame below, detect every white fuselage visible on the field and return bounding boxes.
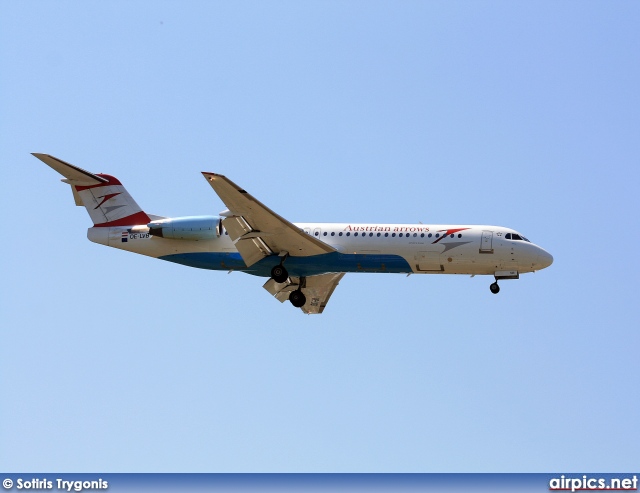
[88,222,553,277]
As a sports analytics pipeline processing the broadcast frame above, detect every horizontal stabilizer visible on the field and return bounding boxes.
[32,153,108,185]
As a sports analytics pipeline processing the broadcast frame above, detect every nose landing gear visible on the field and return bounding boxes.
[490,270,518,294]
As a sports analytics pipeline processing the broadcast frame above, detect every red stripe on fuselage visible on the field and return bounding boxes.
[432,227,471,244]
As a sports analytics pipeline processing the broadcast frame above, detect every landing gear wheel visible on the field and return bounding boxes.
[490,282,500,294]
[289,290,306,308]
[271,265,288,283]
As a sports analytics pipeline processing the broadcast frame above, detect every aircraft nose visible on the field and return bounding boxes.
[537,249,554,270]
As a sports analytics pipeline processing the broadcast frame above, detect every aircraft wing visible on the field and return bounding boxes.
[263,272,345,314]
[202,172,335,267]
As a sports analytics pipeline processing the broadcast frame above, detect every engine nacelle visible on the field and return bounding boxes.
[148,215,221,240]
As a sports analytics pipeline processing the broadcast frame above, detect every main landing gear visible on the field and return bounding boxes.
[270,258,306,307]
[271,252,290,283]
[490,281,500,294]
[270,264,289,283]
[289,289,307,308]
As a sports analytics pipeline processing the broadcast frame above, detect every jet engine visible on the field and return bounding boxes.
[148,215,221,240]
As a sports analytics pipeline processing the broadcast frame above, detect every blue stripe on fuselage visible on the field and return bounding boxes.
[158,252,412,277]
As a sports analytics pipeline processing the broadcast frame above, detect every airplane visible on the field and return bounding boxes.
[33,153,553,314]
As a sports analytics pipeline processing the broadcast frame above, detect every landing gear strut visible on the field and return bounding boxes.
[271,264,288,283]
[490,282,500,294]
[289,289,306,308]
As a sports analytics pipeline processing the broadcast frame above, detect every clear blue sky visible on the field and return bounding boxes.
[1,1,638,472]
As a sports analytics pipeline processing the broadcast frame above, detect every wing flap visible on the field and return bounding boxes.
[263,278,299,302]
[222,215,254,240]
[235,237,272,267]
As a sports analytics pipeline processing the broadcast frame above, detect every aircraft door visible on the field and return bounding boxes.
[313,227,322,238]
[480,230,494,253]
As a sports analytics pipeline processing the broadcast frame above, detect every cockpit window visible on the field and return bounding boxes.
[506,232,531,242]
